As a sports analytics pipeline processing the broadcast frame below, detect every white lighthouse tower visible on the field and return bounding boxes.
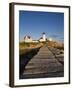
[42,32,46,41]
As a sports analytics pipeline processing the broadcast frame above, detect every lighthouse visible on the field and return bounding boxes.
[42,32,46,41]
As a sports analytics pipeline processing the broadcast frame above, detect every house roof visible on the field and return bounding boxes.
[24,35,31,39]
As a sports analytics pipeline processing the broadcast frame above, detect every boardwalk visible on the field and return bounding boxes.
[20,45,64,79]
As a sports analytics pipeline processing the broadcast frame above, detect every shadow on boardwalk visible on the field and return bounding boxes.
[19,47,41,79]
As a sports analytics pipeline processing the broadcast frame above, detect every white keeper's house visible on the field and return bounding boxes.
[24,35,33,43]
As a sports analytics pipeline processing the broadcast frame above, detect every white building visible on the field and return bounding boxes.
[24,35,32,43]
[32,40,38,43]
[39,32,46,42]
[24,32,46,43]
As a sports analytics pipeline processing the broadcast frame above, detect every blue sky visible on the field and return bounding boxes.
[19,11,64,42]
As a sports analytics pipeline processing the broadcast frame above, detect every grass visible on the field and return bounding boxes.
[20,42,39,47]
[54,46,64,50]
[19,41,64,55]
[19,42,43,55]
[20,42,41,49]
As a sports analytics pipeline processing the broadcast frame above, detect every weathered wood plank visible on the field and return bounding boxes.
[22,46,64,77]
